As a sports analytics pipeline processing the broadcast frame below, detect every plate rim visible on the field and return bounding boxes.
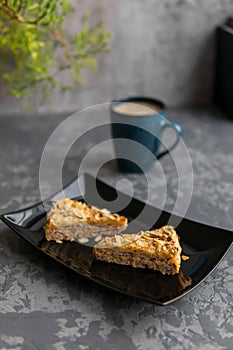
[0,172,233,237]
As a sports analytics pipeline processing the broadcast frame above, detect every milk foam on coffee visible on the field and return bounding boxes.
[113,102,161,116]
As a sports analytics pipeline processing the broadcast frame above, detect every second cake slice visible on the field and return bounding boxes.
[93,226,186,275]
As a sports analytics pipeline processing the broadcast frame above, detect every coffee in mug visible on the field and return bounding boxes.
[112,102,161,116]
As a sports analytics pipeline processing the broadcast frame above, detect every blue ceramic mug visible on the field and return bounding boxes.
[110,96,183,173]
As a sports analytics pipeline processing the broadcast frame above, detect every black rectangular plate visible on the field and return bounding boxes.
[0,174,232,305]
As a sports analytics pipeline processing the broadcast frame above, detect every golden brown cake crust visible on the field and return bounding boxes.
[44,198,128,243]
[93,226,184,275]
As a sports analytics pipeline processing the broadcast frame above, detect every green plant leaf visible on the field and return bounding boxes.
[0,0,111,108]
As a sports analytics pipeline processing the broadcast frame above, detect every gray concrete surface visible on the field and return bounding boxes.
[0,107,232,349]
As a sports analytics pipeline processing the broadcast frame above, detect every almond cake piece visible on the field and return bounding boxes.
[44,198,128,243]
[93,226,188,275]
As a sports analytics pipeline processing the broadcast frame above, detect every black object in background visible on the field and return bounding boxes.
[214,18,233,119]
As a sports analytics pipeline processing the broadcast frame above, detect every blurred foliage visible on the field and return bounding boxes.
[0,0,111,105]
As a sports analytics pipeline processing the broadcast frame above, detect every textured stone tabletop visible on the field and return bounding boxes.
[0,107,232,350]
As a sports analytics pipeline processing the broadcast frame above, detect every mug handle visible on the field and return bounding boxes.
[156,121,183,159]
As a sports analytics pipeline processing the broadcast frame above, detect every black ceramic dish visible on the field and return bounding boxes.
[1,174,232,305]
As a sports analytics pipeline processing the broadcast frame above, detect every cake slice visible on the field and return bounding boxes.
[44,197,128,243]
[93,226,187,275]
